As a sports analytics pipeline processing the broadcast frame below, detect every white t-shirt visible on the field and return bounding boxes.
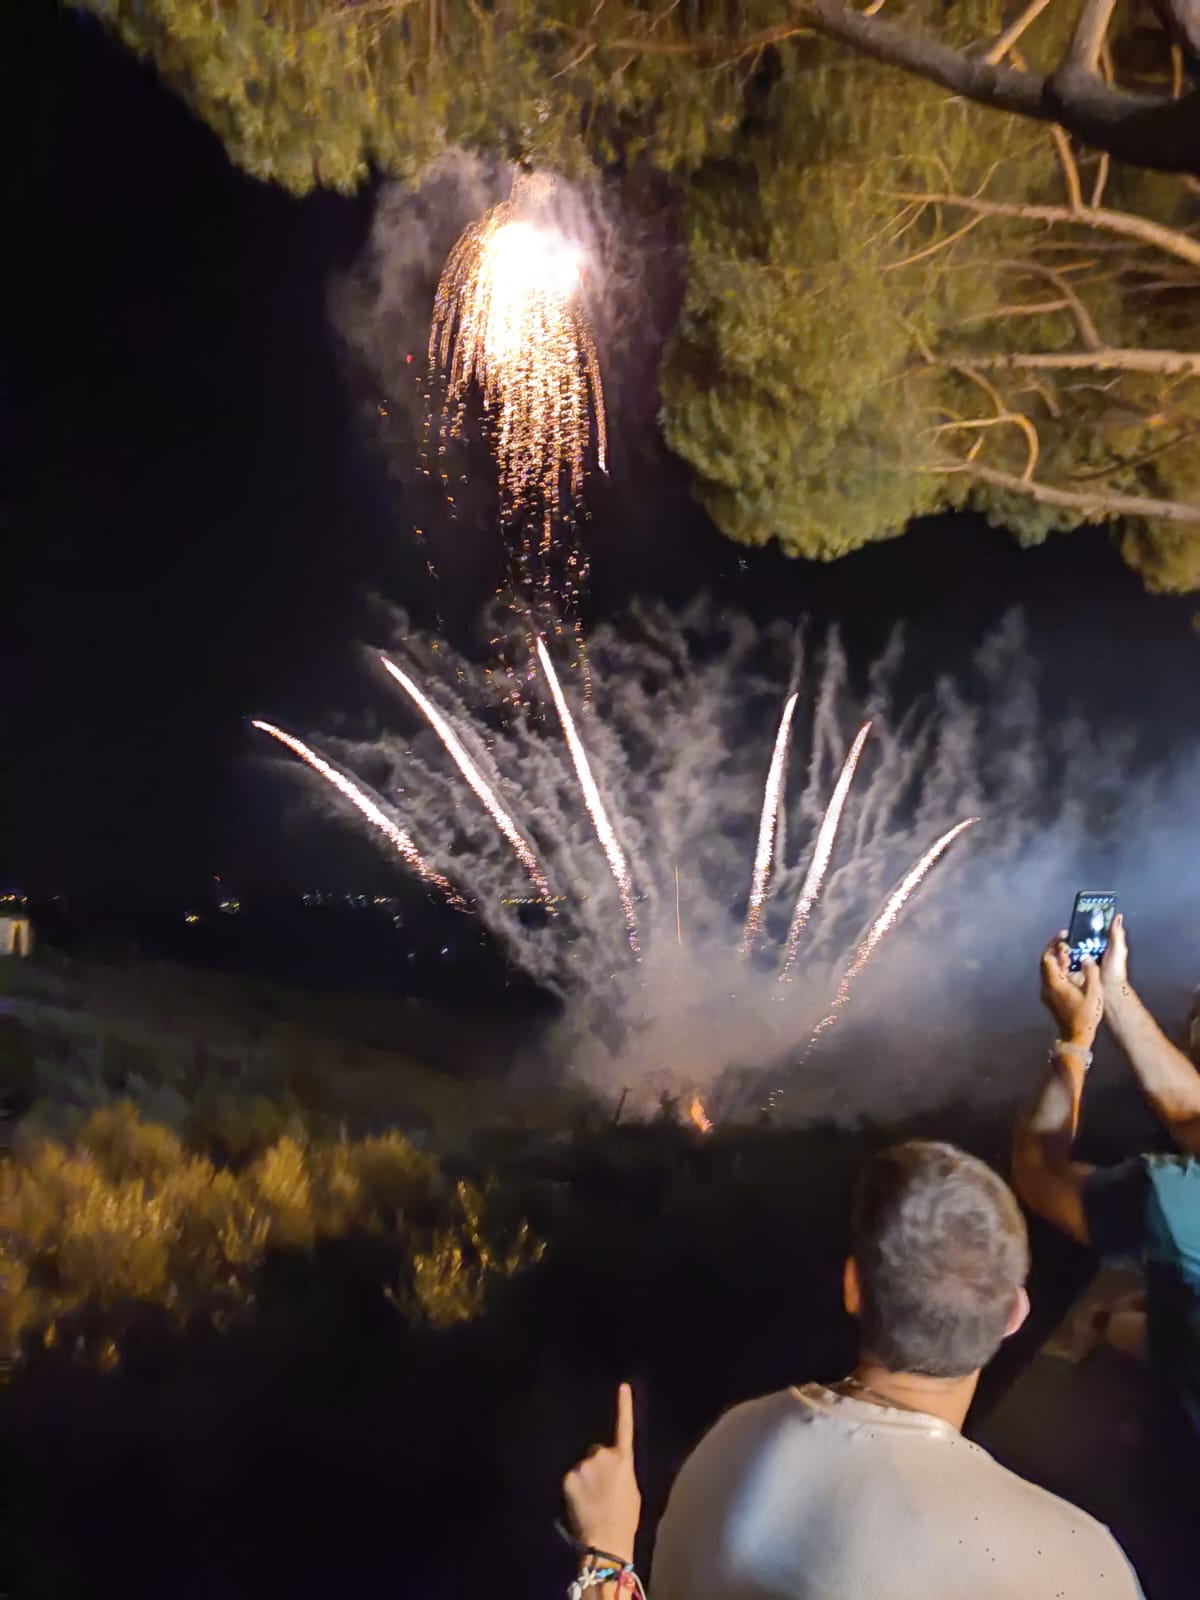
[651,1384,1143,1599]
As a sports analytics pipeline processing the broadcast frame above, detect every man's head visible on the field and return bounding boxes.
[845,1140,1030,1379]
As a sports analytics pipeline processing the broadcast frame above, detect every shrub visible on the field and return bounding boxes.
[2,1104,536,1360]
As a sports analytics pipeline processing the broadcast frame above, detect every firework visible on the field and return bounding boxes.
[779,722,873,977]
[252,720,459,903]
[806,816,979,1047]
[535,635,637,947]
[430,173,606,526]
[379,655,553,903]
[741,691,798,953]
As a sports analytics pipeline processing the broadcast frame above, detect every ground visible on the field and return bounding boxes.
[0,952,1167,1598]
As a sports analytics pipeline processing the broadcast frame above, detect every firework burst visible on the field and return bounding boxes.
[805,816,979,1051]
[430,172,606,527]
[780,722,873,977]
[253,610,1049,1122]
[741,691,798,954]
[536,635,638,949]
[379,654,553,903]
[251,720,460,905]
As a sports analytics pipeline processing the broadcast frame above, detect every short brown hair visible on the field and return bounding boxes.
[850,1140,1029,1379]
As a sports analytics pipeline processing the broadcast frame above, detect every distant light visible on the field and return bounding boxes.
[184,912,200,925]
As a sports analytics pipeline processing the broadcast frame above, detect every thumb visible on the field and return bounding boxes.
[615,1381,635,1457]
[1082,958,1102,1003]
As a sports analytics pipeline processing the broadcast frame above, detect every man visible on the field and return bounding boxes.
[1012,914,1200,1432]
[564,1140,1141,1599]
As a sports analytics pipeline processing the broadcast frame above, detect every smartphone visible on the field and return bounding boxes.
[1066,891,1116,972]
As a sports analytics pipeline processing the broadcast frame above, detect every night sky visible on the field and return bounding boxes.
[7,7,1199,905]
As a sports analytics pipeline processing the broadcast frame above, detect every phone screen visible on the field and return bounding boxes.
[1066,892,1116,972]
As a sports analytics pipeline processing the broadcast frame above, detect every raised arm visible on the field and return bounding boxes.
[1102,915,1200,1156]
[1012,935,1103,1244]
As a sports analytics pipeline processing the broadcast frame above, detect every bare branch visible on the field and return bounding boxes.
[959,298,1073,321]
[1050,124,1085,211]
[997,257,1103,348]
[931,412,1041,480]
[789,0,1200,173]
[1066,427,1199,480]
[883,209,988,270]
[601,18,808,60]
[983,0,1057,66]
[1014,375,1065,417]
[582,0,1199,171]
[948,462,1200,523]
[967,347,1200,375]
[883,189,1200,266]
[1064,0,1119,75]
[950,361,1041,480]
[1090,149,1111,206]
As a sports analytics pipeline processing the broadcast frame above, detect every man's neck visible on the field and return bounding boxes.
[848,1360,980,1432]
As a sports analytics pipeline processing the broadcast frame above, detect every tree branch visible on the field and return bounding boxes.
[948,361,1040,480]
[884,189,1200,266]
[984,0,1057,66]
[1050,124,1085,212]
[587,0,1200,170]
[949,462,1200,523]
[790,0,1200,173]
[1066,426,1200,481]
[997,257,1104,348]
[965,347,1200,376]
[960,298,1073,321]
[1064,0,1119,75]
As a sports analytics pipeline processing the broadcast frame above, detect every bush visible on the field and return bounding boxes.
[2,1102,535,1360]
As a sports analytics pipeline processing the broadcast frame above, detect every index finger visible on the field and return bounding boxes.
[1041,944,1067,984]
[615,1381,635,1456]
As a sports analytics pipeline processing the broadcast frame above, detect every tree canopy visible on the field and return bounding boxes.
[76,0,1200,589]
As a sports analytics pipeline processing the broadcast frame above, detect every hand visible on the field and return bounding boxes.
[1100,912,1129,998]
[563,1383,641,1566]
[1040,933,1103,1048]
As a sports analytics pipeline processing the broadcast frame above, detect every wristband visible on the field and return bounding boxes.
[1053,1039,1093,1070]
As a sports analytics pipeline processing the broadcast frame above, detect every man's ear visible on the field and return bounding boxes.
[1004,1286,1031,1340]
[843,1257,861,1318]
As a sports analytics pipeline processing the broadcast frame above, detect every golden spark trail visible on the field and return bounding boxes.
[779,722,873,978]
[379,656,553,903]
[806,817,979,1049]
[430,176,606,527]
[535,635,637,948]
[741,691,798,954]
[252,721,459,903]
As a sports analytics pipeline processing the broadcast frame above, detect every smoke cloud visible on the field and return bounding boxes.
[261,600,1200,1126]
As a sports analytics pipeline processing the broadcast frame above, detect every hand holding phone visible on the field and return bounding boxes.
[1066,891,1117,973]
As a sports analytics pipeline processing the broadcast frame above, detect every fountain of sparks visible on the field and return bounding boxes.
[741,690,799,955]
[251,721,459,905]
[251,607,1026,1117]
[428,172,606,671]
[802,817,980,1057]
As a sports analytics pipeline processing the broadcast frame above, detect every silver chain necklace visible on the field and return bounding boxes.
[833,1374,929,1416]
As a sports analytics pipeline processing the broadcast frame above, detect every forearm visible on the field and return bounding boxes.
[1013,1044,1092,1242]
[1107,985,1200,1151]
